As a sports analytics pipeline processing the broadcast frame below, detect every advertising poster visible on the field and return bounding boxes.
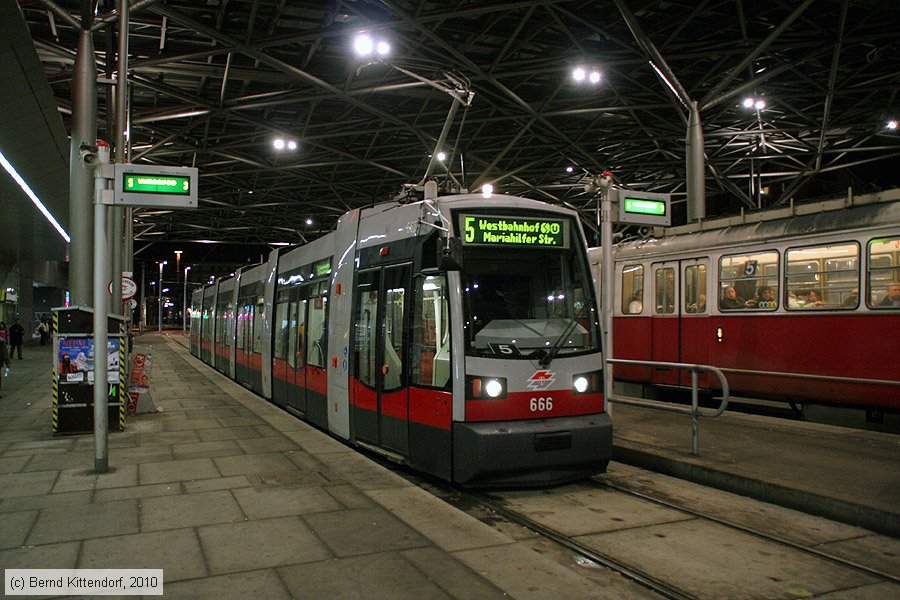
[58,336,121,384]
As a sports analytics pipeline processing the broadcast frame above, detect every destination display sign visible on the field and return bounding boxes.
[460,214,569,248]
[113,163,198,209]
[124,173,191,195]
[623,197,666,216]
[613,188,671,226]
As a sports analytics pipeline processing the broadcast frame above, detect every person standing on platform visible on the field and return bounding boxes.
[0,322,7,343]
[9,319,25,360]
[0,336,9,398]
[38,319,50,346]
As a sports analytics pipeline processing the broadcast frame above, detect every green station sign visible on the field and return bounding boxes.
[460,214,568,248]
[623,197,666,216]
[113,164,198,209]
[124,173,191,195]
[613,188,671,226]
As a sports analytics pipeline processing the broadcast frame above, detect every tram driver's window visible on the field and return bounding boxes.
[867,237,900,309]
[621,265,644,314]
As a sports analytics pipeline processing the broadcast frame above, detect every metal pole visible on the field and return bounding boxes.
[691,369,699,455]
[92,143,110,474]
[686,101,706,222]
[157,262,165,332]
[183,266,191,333]
[601,186,615,416]
[70,29,97,307]
[110,0,129,316]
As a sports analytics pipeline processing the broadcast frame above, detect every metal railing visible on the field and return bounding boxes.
[606,359,730,455]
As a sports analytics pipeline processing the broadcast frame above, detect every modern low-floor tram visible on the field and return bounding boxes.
[191,193,612,486]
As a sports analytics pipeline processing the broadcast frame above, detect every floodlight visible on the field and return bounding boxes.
[743,97,754,108]
[589,71,601,84]
[287,140,298,150]
[376,41,390,56]
[354,33,374,56]
[273,138,286,150]
[437,151,446,161]
[482,183,493,198]
[572,67,586,82]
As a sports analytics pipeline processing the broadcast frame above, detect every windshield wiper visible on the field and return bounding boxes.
[539,319,579,368]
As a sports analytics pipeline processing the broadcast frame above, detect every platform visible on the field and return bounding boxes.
[0,334,897,599]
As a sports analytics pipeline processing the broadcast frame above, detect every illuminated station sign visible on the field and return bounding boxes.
[460,214,569,248]
[613,188,672,226]
[113,163,198,208]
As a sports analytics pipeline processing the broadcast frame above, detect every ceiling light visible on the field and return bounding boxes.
[572,67,586,82]
[437,151,446,161]
[589,71,601,84]
[273,138,285,150]
[287,140,297,150]
[0,148,70,243]
[743,97,755,108]
[754,99,766,110]
[306,218,313,226]
[566,166,574,173]
[482,183,493,198]
[376,41,390,56]
[888,120,898,130]
[354,33,374,56]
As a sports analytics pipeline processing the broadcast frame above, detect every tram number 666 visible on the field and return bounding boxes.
[529,397,553,412]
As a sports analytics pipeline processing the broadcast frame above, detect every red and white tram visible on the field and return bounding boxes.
[191,193,612,486]
[593,191,900,426]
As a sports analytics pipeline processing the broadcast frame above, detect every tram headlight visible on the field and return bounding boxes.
[573,376,589,393]
[485,379,504,398]
[467,376,507,400]
[573,370,603,395]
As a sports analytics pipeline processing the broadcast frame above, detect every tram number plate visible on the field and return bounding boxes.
[529,396,553,412]
[488,343,520,356]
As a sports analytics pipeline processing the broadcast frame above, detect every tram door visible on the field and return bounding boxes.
[352,264,411,457]
[680,259,712,388]
[650,262,679,385]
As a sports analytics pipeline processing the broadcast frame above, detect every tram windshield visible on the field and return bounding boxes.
[458,214,600,358]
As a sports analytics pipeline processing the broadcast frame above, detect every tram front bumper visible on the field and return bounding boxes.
[452,413,612,488]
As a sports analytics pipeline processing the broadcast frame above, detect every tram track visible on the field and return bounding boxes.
[591,477,900,585]
[392,461,898,600]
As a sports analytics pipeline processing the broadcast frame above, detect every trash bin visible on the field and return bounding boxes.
[52,306,127,435]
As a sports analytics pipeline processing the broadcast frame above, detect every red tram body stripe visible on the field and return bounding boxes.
[349,378,452,430]
[614,313,900,409]
[465,391,603,422]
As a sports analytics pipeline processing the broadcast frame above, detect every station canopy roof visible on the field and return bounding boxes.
[18,0,900,249]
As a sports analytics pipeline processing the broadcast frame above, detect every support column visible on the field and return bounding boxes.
[686,101,706,222]
[69,28,97,307]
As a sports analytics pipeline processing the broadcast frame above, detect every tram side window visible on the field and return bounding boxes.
[354,273,379,387]
[252,296,264,353]
[216,301,228,344]
[274,292,290,361]
[684,265,707,313]
[655,267,675,314]
[292,298,306,369]
[867,237,900,308]
[785,243,858,309]
[718,251,779,310]
[382,266,409,391]
[621,265,644,314]
[201,305,212,340]
[235,304,246,350]
[307,285,328,368]
[411,275,451,389]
